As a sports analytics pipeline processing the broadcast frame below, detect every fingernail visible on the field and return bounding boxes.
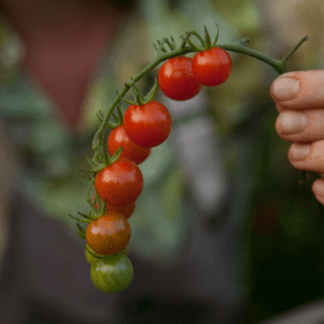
[277,111,308,134]
[290,143,311,161]
[272,77,300,101]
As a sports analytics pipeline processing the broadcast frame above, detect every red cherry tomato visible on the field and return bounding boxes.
[192,47,232,86]
[158,56,202,101]
[123,100,171,148]
[85,211,131,255]
[107,125,151,164]
[92,194,136,219]
[95,158,143,207]
[106,202,136,219]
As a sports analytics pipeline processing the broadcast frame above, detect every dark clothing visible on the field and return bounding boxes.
[0,191,121,323]
[0,188,245,324]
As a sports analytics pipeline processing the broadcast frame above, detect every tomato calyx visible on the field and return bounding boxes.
[120,77,158,107]
[85,244,127,261]
[186,23,220,52]
[106,104,124,130]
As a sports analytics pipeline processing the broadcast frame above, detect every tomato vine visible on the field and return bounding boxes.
[68,23,309,293]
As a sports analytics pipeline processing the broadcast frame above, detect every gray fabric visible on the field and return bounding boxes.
[0,188,246,323]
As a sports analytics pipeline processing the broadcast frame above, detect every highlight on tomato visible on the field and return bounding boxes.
[158,56,202,101]
[108,124,151,165]
[90,254,133,293]
[192,47,232,86]
[123,100,171,148]
[85,211,131,256]
[95,158,143,207]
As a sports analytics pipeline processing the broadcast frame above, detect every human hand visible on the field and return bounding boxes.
[270,70,324,205]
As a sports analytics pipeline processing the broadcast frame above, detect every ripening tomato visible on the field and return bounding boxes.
[95,158,143,207]
[158,56,202,101]
[123,101,171,148]
[85,211,131,255]
[107,125,151,164]
[192,47,232,86]
[90,254,133,293]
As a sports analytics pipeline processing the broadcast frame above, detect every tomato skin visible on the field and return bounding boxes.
[158,56,202,101]
[95,158,143,207]
[92,194,136,219]
[85,211,131,255]
[106,201,136,219]
[90,254,133,293]
[108,125,151,164]
[192,47,232,86]
[123,101,171,148]
[85,244,129,265]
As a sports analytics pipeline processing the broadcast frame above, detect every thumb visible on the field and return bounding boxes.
[270,70,324,111]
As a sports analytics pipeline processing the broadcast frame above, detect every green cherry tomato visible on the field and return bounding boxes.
[90,254,134,293]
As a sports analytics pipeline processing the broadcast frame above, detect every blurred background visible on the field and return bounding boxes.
[1,0,324,323]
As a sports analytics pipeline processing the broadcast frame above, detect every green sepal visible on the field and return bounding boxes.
[85,244,129,263]
[106,121,119,130]
[143,77,158,103]
[96,110,104,122]
[185,32,204,52]
[211,23,220,47]
[78,211,97,221]
[204,25,212,49]
[69,214,91,223]
[85,156,100,169]
[121,97,137,106]
[116,105,124,124]
[110,147,123,164]
[157,39,168,53]
[79,166,105,174]
[77,223,86,240]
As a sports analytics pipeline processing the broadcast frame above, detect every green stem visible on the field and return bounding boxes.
[91,35,308,162]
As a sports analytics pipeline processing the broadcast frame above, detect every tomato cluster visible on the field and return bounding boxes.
[158,47,232,101]
[84,46,232,294]
[85,99,172,293]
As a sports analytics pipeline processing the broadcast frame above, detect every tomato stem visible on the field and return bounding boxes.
[88,26,308,195]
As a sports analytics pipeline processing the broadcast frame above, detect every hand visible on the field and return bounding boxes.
[270,70,324,205]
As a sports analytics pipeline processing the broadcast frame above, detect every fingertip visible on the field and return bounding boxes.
[312,177,324,202]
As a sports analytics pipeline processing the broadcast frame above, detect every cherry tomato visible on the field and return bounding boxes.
[95,158,143,207]
[123,101,171,148]
[90,254,133,293]
[86,211,131,255]
[107,125,151,164]
[158,56,202,101]
[85,244,129,265]
[92,194,136,219]
[192,47,232,86]
[106,202,136,219]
